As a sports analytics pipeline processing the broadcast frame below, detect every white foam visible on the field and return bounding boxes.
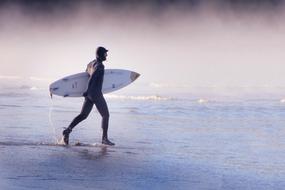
[105,94,171,101]
[149,82,190,88]
[197,98,208,104]
[29,76,52,81]
[30,86,38,90]
[149,83,169,88]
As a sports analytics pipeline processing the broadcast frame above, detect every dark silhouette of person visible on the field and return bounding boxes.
[62,46,115,146]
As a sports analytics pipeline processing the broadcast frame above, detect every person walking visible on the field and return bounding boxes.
[62,46,115,146]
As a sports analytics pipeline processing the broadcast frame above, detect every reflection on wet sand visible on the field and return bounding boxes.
[75,146,108,160]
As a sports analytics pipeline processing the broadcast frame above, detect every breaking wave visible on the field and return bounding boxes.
[105,94,173,101]
[12,85,39,90]
[29,76,52,82]
[149,82,190,88]
[0,75,22,79]
[197,98,209,104]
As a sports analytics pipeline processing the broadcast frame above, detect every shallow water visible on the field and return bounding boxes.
[0,88,285,189]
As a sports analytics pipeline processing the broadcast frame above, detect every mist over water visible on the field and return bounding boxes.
[1,2,285,189]
[0,0,285,97]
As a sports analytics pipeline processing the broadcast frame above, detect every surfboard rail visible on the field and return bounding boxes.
[49,69,140,98]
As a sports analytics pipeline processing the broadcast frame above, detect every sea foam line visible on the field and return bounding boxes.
[105,94,172,101]
[0,75,22,79]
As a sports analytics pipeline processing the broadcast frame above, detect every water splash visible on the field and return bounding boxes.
[48,99,61,144]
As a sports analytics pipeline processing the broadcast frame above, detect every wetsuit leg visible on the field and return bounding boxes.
[93,95,109,139]
[68,97,94,130]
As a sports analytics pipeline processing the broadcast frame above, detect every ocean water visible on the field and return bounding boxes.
[0,86,285,190]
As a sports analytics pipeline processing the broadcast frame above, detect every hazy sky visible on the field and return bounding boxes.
[0,0,285,88]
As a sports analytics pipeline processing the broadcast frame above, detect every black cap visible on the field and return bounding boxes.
[96,46,108,58]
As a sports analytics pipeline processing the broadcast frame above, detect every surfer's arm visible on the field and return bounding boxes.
[83,77,92,97]
[86,60,96,75]
[83,67,103,96]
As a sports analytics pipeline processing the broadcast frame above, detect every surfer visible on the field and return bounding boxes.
[62,46,115,146]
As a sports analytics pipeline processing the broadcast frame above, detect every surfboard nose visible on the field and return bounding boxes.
[130,72,140,81]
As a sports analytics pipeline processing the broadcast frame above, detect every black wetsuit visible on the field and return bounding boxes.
[67,59,109,139]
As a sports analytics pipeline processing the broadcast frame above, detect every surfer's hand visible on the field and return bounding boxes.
[82,91,88,97]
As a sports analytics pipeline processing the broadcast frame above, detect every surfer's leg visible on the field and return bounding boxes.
[94,95,114,145]
[62,97,94,145]
[68,97,94,130]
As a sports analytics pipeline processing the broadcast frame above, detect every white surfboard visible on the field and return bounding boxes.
[49,69,140,97]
